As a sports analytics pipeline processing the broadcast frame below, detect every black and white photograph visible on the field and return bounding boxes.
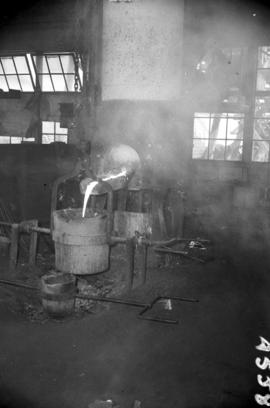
[0,0,269,407]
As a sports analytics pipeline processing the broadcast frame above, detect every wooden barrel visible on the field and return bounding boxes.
[113,210,152,238]
[40,272,76,317]
[52,208,110,275]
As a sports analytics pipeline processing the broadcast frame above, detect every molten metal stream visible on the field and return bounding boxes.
[82,181,99,218]
[82,170,127,218]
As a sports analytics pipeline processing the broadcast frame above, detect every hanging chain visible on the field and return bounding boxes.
[74,0,83,92]
[74,51,81,92]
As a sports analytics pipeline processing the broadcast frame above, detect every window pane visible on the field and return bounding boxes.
[210,117,226,139]
[192,139,208,159]
[34,56,49,73]
[42,135,54,144]
[51,74,66,91]
[39,74,53,91]
[11,137,22,144]
[257,69,270,91]
[254,119,270,140]
[0,76,8,92]
[65,74,75,91]
[209,139,226,160]
[47,56,62,73]
[19,75,34,91]
[55,135,68,143]
[14,56,29,74]
[42,121,54,133]
[252,141,269,162]
[227,117,244,139]
[1,58,16,74]
[60,55,74,73]
[258,47,270,69]
[22,138,35,142]
[6,75,20,90]
[0,63,3,74]
[255,97,270,117]
[55,122,68,134]
[78,66,83,84]
[0,136,10,144]
[194,118,209,139]
[225,140,243,161]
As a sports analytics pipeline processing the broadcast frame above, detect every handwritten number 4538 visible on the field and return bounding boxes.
[255,336,270,406]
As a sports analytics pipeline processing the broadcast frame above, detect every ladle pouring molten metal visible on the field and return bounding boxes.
[80,144,140,218]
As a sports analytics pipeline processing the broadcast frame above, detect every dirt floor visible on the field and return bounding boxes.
[0,242,269,408]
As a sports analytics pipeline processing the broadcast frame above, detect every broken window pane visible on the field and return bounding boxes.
[0,76,8,92]
[6,75,20,90]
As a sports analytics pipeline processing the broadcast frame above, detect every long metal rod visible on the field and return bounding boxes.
[76,294,146,308]
[0,279,39,291]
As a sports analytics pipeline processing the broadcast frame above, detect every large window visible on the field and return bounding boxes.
[252,47,270,162]
[0,52,83,93]
[193,45,270,163]
[192,113,244,161]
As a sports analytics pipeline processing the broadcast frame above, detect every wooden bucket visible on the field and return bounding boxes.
[52,208,110,275]
[40,272,76,317]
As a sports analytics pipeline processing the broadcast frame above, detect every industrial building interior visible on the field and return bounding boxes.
[0,0,270,407]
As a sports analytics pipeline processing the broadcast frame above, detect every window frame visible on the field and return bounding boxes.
[192,112,245,162]
[192,45,270,164]
[0,52,83,94]
[41,121,69,144]
[0,54,36,93]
